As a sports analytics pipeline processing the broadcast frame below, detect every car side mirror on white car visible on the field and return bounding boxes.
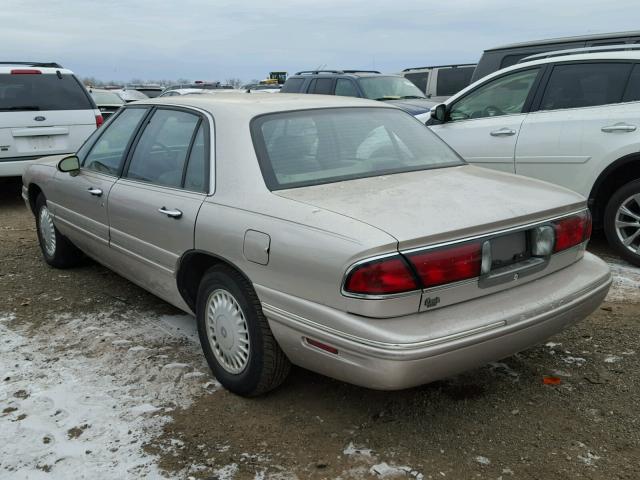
[430,103,447,124]
[57,155,80,174]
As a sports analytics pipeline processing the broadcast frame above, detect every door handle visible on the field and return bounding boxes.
[490,128,516,137]
[158,207,183,219]
[87,187,103,196]
[601,123,637,133]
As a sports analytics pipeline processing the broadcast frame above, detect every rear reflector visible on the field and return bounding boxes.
[553,211,591,252]
[305,338,338,354]
[11,69,42,74]
[343,255,418,295]
[406,243,482,288]
[95,114,104,128]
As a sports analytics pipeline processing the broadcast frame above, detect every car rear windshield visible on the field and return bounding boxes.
[251,107,463,190]
[91,90,125,105]
[358,76,427,100]
[0,73,94,111]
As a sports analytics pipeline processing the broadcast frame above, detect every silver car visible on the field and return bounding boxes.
[22,94,611,396]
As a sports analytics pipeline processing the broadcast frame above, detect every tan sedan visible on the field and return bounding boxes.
[22,94,611,396]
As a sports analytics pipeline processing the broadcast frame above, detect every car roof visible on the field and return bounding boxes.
[402,63,477,72]
[290,70,391,79]
[486,30,640,52]
[134,93,395,118]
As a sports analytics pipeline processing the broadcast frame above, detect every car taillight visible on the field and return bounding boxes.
[406,243,482,288]
[11,69,41,74]
[95,114,104,128]
[344,255,418,295]
[553,211,591,252]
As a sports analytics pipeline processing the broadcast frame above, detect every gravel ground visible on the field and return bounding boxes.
[1,178,639,479]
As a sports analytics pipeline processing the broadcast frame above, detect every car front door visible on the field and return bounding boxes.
[515,62,635,197]
[50,107,149,259]
[430,67,541,173]
[107,107,210,309]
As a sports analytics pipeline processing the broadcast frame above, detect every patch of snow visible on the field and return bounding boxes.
[605,259,640,303]
[604,355,623,364]
[562,356,587,366]
[343,442,373,457]
[577,451,601,466]
[370,462,423,479]
[474,455,491,466]
[211,463,239,479]
[0,309,212,479]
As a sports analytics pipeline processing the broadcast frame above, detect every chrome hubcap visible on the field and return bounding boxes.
[615,193,640,256]
[205,289,250,374]
[39,206,56,257]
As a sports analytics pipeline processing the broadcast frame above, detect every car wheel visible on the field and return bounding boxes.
[604,179,640,266]
[196,265,291,396]
[34,194,82,268]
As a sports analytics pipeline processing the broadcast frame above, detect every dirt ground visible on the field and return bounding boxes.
[1,177,639,479]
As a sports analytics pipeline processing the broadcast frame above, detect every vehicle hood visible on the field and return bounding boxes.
[274,165,585,250]
[385,98,439,116]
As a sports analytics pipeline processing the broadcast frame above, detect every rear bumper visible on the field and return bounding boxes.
[0,155,52,178]
[258,252,611,390]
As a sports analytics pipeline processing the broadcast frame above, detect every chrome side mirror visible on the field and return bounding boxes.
[57,155,80,174]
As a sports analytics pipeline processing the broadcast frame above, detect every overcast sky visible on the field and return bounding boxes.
[2,0,638,82]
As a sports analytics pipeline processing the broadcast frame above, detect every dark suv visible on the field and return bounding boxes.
[280,70,437,120]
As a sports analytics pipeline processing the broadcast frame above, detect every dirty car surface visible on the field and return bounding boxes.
[22,93,611,396]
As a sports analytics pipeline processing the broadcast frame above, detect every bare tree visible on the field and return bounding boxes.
[225,77,242,89]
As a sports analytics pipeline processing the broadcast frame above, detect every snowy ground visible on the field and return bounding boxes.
[0,257,638,479]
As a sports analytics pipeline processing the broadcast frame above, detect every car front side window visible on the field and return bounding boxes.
[449,68,540,122]
[125,108,201,189]
[82,107,148,175]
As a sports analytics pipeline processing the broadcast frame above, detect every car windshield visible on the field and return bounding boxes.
[91,90,125,104]
[0,73,93,111]
[358,76,427,100]
[252,107,463,190]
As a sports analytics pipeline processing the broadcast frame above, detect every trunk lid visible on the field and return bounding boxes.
[275,165,585,249]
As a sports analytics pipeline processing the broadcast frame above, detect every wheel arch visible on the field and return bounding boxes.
[176,250,254,312]
[588,152,640,227]
[27,183,44,214]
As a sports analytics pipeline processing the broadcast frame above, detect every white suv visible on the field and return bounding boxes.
[428,46,640,265]
[0,62,102,177]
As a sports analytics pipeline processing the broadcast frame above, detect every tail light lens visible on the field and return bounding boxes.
[406,243,482,288]
[344,255,418,295]
[95,114,104,128]
[11,69,41,74]
[553,211,591,252]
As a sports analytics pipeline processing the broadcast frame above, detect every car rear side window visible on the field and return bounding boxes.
[83,108,147,175]
[126,109,201,189]
[183,125,207,192]
[334,79,359,97]
[623,64,640,102]
[309,78,334,95]
[436,67,475,97]
[539,63,632,111]
[280,78,305,93]
[251,107,463,190]
[404,72,429,94]
[0,73,93,111]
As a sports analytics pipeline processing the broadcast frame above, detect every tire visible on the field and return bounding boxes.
[34,194,82,269]
[604,179,640,267]
[196,265,291,396]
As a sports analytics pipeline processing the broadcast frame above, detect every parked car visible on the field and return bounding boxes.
[471,30,640,82]
[88,88,125,121]
[114,88,149,103]
[22,94,610,396]
[127,84,163,98]
[401,63,476,101]
[160,82,234,95]
[280,70,437,121]
[0,62,102,178]
[159,88,245,97]
[428,45,640,266]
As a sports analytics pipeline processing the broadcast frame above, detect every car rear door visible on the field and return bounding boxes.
[50,107,150,260]
[107,107,209,308]
[515,62,635,197]
[0,70,98,162]
[429,67,542,173]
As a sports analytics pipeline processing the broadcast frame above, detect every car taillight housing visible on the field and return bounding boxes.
[343,255,418,295]
[552,211,591,252]
[405,243,482,288]
[95,114,104,128]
